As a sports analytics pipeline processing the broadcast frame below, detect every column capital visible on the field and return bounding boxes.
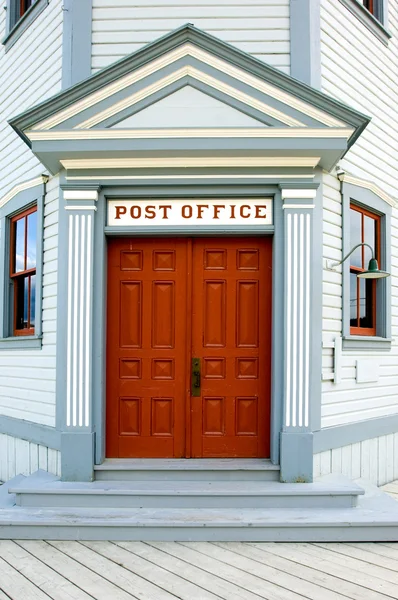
[281,188,317,204]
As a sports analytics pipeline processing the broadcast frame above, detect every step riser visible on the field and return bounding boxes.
[94,470,280,482]
[1,524,397,542]
[16,494,358,509]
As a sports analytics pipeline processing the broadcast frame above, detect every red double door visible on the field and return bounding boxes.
[106,237,272,458]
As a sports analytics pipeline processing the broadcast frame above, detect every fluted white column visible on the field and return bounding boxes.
[280,188,316,482]
[61,188,98,481]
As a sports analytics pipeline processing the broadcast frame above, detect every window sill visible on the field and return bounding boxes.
[0,336,42,350]
[337,0,392,45]
[2,0,49,52]
[343,335,392,350]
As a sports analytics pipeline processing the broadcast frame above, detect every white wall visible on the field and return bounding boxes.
[91,0,290,74]
[0,0,62,427]
[0,0,63,199]
[0,433,60,482]
[314,433,398,486]
[320,0,398,428]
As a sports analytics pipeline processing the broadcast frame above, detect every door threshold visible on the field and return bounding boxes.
[95,458,279,471]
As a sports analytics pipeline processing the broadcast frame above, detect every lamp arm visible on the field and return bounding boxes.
[329,242,374,269]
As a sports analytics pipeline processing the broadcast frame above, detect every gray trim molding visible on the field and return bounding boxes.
[337,0,391,45]
[9,24,370,148]
[314,414,398,453]
[0,180,46,350]
[290,0,321,88]
[3,0,49,51]
[62,0,93,89]
[0,414,60,449]
[341,180,392,350]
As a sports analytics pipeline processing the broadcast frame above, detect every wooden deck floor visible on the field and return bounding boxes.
[2,539,398,599]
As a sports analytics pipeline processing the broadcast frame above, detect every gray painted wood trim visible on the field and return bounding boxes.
[290,0,321,88]
[0,182,45,348]
[313,414,398,452]
[337,0,391,45]
[9,24,370,139]
[2,0,49,51]
[62,0,93,89]
[341,180,392,349]
[0,414,60,449]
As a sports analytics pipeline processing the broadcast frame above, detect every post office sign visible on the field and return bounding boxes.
[108,198,273,227]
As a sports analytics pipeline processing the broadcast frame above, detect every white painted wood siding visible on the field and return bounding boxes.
[0,434,60,482]
[0,177,58,426]
[0,1,62,427]
[320,0,398,427]
[314,432,398,486]
[0,0,63,199]
[91,0,290,74]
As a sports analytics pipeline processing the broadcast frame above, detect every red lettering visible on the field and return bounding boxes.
[230,205,236,219]
[255,205,267,219]
[240,205,251,218]
[130,205,141,219]
[144,206,156,219]
[115,205,127,220]
[197,205,209,219]
[213,205,225,219]
[160,205,172,219]
[182,205,193,219]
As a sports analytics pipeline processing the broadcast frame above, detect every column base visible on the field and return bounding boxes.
[280,431,313,483]
[61,432,95,481]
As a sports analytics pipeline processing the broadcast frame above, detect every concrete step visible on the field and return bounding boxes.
[94,458,280,481]
[1,488,398,542]
[10,470,364,509]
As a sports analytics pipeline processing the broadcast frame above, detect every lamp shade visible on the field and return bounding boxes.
[357,258,390,279]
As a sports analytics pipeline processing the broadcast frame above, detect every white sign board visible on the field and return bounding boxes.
[108,199,273,227]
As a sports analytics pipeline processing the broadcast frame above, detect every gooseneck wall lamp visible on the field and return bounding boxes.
[327,242,390,279]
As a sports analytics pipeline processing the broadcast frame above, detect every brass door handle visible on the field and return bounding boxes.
[192,358,201,396]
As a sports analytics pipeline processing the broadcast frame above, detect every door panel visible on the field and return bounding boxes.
[191,238,272,458]
[106,238,188,457]
[106,236,271,458]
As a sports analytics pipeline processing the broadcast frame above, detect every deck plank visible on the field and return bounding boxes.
[16,541,135,600]
[48,541,175,600]
[314,542,398,572]
[195,541,348,600]
[251,543,393,600]
[283,542,398,590]
[0,555,50,600]
[147,540,313,600]
[82,541,221,600]
[0,541,92,600]
[117,540,265,600]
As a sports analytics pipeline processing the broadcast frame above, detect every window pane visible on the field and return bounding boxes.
[30,274,36,328]
[27,211,37,269]
[24,277,29,328]
[350,208,362,268]
[14,217,25,273]
[359,278,374,329]
[350,272,358,327]
[364,215,376,262]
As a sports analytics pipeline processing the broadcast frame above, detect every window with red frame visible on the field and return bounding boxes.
[350,203,381,336]
[10,206,37,336]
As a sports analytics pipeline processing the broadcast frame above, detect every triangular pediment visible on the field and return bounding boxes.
[9,24,370,174]
[112,86,267,129]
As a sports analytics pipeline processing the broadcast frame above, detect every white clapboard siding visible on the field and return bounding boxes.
[320,0,398,437]
[0,0,63,199]
[0,434,60,482]
[0,176,59,426]
[314,432,398,486]
[91,0,291,73]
